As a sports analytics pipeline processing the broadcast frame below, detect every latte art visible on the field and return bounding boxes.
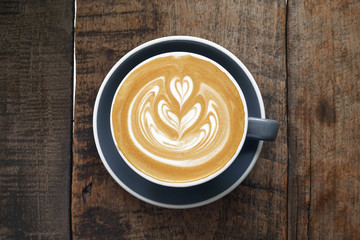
[111,53,245,183]
[128,75,229,167]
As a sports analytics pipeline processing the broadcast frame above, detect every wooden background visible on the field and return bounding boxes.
[0,1,73,239]
[1,0,359,239]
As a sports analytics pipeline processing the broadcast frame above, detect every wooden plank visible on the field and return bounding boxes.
[287,0,360,239]
[73,0,287,239]
[0,1,73,239]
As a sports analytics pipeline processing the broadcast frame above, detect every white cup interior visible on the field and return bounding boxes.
[110,51,248,188]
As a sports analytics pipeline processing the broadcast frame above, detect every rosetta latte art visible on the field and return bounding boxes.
[128,75,230,167]
[111,53,245,183]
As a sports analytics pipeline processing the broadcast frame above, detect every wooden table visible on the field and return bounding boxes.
[1,0,359,239]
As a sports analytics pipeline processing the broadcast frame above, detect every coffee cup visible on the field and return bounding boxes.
[107,37,279,188]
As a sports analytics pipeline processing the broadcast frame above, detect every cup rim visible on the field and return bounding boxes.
[109,51,249,187]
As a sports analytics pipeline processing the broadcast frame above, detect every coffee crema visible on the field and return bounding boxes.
[111,53,245,183]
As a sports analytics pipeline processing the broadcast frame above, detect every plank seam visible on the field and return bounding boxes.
[285,0,290,239]
[70,0,77,239]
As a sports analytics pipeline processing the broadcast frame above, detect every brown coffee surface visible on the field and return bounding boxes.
[111,53,245,183]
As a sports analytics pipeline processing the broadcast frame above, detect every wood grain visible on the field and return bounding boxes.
[72,0,287,239]
[0,0,73,239]
[287,0,360,239]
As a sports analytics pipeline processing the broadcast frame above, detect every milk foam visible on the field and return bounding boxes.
[111,53,246,183]
[128,75,229,167]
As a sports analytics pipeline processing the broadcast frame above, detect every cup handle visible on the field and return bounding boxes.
[247,117,279,141]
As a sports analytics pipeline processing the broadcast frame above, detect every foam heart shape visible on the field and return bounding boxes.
[170,76,193,108]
